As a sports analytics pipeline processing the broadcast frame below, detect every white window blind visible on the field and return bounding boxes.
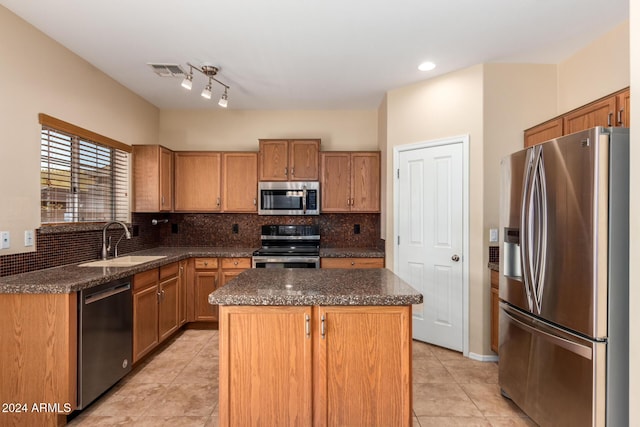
[40,126,130,224]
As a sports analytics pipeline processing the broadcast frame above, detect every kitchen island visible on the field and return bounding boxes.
[209,268,423,427]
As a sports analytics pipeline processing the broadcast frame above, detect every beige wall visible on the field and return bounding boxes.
[377,95,388,239]
[629,0,638,424]
[159,109,377,151]
[558,21,630,112]
[0,6,159,255]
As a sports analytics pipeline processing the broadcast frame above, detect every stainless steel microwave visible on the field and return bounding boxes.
[258,181,320,215]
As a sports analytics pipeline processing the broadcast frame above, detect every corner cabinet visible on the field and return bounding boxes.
[259,139,320,181]
[218,305,412,427]
[132,145,173,212]
[320,151,380,212]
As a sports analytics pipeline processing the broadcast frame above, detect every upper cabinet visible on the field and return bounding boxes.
[222,152,258,212]
[132,145,173,212]
[174,152,222,212]
[259,139,320,181]
[524,88,630,148]
[321,151,380,213]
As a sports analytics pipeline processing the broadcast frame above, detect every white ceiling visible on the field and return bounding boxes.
[1,0,628,110]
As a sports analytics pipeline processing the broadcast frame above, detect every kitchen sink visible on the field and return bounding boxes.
[78,255,167,267]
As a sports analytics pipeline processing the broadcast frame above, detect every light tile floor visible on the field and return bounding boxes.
[68,329,536,426]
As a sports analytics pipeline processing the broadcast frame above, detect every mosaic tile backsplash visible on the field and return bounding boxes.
[0,213,382,277]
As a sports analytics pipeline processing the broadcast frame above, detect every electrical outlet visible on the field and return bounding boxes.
[232,224,239,234]
[24,230,34,247]
[354,224,361,234]
[1,231,10,249]
[171,223,179,234]
[489,228,498,243]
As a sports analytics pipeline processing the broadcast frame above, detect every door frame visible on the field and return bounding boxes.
[392,135,470,357]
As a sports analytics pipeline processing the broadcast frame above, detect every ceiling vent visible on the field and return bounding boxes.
[147,63,185,77]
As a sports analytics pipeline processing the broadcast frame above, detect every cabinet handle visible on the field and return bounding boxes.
[607,112,613,126]
[347,198,351,206]
[618,109,624,125]
[216,197,221,207]
[161,289,165,301]
[161,196,165,206]
[291,167,295,176]
[321,314,326,339]
[157,290,162,303]
[284,167,288,177]
[253,198,257,206]
[305,314,310,339]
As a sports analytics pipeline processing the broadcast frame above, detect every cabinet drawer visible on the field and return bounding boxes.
[321,258,384,269]
[194,258,218,270]
[134,268,158,291]
[159,261,179,280]
[221,257,251,269]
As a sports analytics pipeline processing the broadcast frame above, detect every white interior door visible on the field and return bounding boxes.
[396,140,464,351]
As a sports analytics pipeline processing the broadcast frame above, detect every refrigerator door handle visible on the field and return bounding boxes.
[502,306,593,360]
[520,148,536,312]
[532,148,548,314]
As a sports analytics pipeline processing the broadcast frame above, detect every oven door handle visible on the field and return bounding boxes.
[302,184,307,214]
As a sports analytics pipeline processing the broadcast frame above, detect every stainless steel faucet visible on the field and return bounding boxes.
[101,221,131,260]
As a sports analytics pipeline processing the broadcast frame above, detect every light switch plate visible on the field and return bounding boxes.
[1,231,10,249]
[24,230,34,247]
[489,228,498,243]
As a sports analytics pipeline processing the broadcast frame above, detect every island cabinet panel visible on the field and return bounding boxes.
[174,152,222,212]
[0,293,77,427]
[219,306,313,427]
[314,306,412,427]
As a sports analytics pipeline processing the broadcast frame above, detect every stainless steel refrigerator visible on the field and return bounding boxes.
[498,127,629,427]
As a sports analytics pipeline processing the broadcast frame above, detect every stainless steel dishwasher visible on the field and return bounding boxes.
[78,276,133,409]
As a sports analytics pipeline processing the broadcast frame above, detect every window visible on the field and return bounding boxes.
[39,114,131,224]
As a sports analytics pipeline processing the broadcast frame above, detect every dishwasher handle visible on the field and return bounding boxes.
[84,283,131,305]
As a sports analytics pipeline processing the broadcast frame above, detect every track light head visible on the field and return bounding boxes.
[201,81,212,100]
[218,89,228,108]
[181,74,193,90]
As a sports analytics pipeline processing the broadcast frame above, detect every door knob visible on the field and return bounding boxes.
[451,255,460,262]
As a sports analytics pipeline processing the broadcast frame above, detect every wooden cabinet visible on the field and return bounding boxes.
[616,88,630,127]
[259,139,320,181]
[133,269,159,363]
[178,260,188,326]
[218,305,412,427]
[220,257,251,287]
[174,152,221,212]
[222,153,258,212]
[320,151,380,212]
[490,269,499,354]
[524,118,563,148]
[0,293,77,426]
[524,88,630,147]
[133,263,182,363]
[192,257,219,322]
[132,145,173,212]
[321,257,384,269]
[563,96,618,135]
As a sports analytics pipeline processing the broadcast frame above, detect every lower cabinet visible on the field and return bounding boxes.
[218,305,412,427]
[133,262,182,363]
[321,257,384,269]
[490,269,499,354]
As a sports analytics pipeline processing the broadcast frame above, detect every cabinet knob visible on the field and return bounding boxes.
[351,261,355,266]
[234,261,238,266]
[204,262,208,266]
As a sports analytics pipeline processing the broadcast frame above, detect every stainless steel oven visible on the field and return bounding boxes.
[252,224,320,268]
[258,181,320,215]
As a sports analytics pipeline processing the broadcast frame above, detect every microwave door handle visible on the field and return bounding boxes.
[302,185,307,214]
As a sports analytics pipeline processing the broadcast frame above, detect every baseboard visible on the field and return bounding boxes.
[468,351,499,362]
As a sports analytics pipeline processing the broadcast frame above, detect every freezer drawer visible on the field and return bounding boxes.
[498,303,606,427]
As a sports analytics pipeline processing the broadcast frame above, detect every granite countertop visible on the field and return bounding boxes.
[208,268,422,306]
[0,247,256,294]
[319,248,385,258]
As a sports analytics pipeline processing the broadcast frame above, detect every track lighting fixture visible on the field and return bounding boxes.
[218,88,228,108]
[181,63,230,107]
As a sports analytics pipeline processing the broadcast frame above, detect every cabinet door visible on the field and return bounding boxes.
[178,261,187,326]
[133,283,159,363]
[563,96,617,135]
[259,140,289,181]
[174,152,222,212]
[320,152,351,212]
[222,153,258,212]
[351,152,380,212]
[132,145,173,212]
[524,118,563,148]
[616,89,630,127]
[289,140,319,181]
[314,306,412,427]
[158,275,180,343]
[194,270,218,321]
[219,306,313,427]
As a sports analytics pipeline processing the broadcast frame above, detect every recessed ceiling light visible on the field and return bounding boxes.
[418,61,436,71]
